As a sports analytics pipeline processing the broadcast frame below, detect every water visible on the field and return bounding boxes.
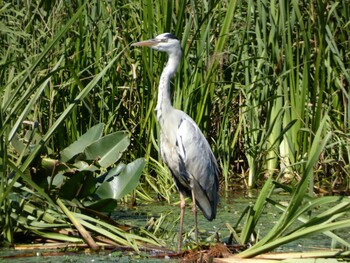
[114,191,347,252]
[113,191,339,252]
[0,192,344,262]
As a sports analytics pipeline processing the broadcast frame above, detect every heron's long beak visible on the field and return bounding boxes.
[131,39,158,47]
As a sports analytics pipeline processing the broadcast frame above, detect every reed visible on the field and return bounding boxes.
[1,0,349,253]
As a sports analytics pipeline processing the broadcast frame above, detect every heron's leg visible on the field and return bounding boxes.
[178,192,186,253]
[191,189,198,244]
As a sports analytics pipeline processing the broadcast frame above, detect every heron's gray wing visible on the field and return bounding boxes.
[176,115,219,220]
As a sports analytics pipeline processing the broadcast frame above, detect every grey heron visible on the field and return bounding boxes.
[132,33,220,253]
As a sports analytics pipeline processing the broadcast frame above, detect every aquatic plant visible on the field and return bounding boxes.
[0,2,156,249]
[0,0,349,256]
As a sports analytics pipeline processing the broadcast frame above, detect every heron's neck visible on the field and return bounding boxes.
[156,51,181,121]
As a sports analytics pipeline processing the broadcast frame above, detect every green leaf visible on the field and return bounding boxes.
[241,219,350,258]
[8,56,64,142]
[83,131,130,168]
[78,173,98,198]
[240,174,275,244]
[60,172,96,200]
[20,52,121,172]
[95,158,145,200]
[31,230,83,243]
[73,161,99,172]
[84,198,118,212]
[50,173,65,188]
[60,123,105,162]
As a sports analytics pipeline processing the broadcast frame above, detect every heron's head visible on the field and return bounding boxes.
[132,33,182,56]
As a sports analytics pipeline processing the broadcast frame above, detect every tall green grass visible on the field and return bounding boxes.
[1,0,350,253]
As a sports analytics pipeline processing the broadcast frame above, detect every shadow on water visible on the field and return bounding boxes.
[0,191,342,262]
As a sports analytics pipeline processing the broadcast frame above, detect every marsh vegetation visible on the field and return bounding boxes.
[1,0,349,259]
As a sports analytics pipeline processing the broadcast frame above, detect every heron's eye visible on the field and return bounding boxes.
[160,38,168,43]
